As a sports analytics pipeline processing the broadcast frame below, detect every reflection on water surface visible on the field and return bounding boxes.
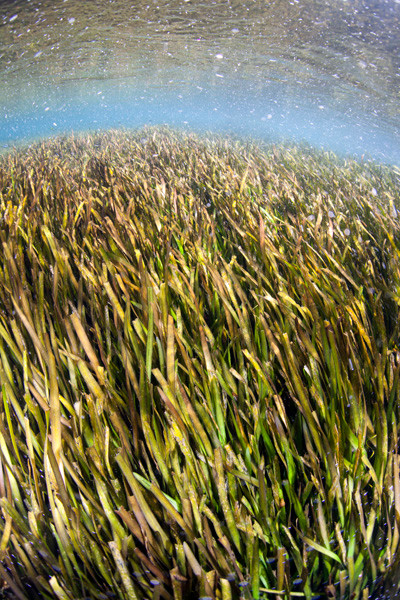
[0,0,399,161]
[0,2,400,600]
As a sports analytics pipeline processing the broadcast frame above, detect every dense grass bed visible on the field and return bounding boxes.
[0,127,399,600]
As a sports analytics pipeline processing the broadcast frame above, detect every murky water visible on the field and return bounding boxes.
[1,0,399,161]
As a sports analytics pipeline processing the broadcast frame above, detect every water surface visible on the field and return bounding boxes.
[1,0,399,162]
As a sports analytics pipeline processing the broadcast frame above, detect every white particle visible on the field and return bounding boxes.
[371,187,377,196]
[328,210,335,218]
[215,53,224,59]
[344,228,351,236]
[9,14,18,22]
[68,17,75,24]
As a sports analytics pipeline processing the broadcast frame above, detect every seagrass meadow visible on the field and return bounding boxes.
[0,127,400,600]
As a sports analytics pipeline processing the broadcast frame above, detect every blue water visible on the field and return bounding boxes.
[2,82,399,164]
[1,0,399,164]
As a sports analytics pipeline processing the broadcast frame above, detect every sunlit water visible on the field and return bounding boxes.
[0,2,399,598]
[1,0,399,163]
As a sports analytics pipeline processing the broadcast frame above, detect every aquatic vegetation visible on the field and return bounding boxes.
[0,126,399,600]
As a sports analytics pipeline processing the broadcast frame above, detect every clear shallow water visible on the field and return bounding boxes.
[0,0,399,163]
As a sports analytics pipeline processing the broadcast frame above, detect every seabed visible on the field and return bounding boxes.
[0,127,399,600]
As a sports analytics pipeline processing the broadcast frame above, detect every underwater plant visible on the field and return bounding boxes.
[0,127,399,600]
